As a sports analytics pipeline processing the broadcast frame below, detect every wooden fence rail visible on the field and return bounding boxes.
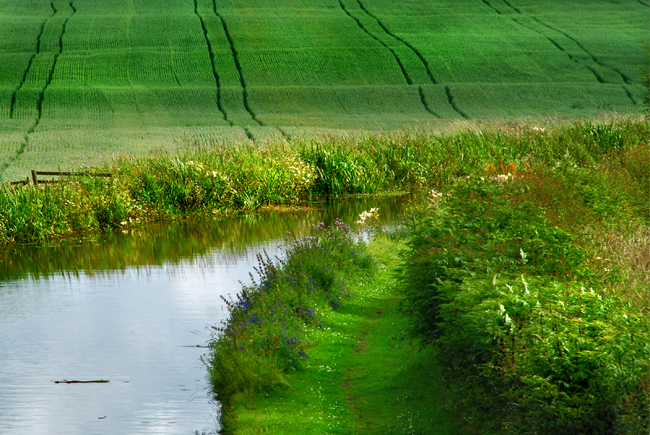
[8,171,112,186]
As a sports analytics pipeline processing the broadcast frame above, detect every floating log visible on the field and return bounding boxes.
[54,380,110,384]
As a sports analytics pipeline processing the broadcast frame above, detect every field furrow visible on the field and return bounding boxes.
[501,0,645,100]
[0,0,645,178]
[212,2,263,128]
[489,0,637,106]
[355,0,438,84]
[350,0,472,118]
[0,1,76,177]
[8,3,55,119]
[336,0,449,120]
[338,0,412,85]
[444,85,469,119]
[193,0,231,126]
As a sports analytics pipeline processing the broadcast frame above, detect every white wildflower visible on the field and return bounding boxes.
[356,208,379,226]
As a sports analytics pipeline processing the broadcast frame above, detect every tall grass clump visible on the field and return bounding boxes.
[205,219,375,418]
[0,119,646,248]
[399,159,648,433]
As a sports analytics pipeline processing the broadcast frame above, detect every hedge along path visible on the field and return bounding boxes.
[0,0,76,179]
[338,0,469,120]
[481,0,638,106]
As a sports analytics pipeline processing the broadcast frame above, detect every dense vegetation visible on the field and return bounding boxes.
[203,118,648,433]
[0,0,646,180]
[206,219,375,409]
[399,145,648,431]
[0,119,645,249]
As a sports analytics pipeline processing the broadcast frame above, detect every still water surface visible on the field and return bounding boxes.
[0,196,410,434]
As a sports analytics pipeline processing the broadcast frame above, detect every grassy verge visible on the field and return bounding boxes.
[0,118,647,249]
[206,232,466,434]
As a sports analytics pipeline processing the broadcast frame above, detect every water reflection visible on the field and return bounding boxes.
[0,195,411,435]
[0,195,411,282]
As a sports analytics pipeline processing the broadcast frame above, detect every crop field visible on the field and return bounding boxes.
[0,0,647,180]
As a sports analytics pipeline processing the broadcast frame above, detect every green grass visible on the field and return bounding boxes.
[0,0,647,180]
[208,229,466,434]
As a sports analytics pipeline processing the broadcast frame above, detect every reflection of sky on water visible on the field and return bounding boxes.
[0,195,412,434]
[0,242,283,435]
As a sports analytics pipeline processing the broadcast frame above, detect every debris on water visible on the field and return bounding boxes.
[54,380,109,384]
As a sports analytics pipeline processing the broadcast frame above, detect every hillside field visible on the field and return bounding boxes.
[0,0,647,181]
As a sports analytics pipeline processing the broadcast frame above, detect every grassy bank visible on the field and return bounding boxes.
[204,118,647,433]
[205,227,466,434]
[0,118,647,249]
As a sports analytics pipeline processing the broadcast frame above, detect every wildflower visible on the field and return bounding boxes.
[356,208,379,226]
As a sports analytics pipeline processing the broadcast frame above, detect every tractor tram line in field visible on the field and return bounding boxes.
[1,1,76,177]
[38,2,75,128]
[193,0,233,129]
[444,85,469,119]
[337,0,440,119]
[417,87,441,118]
[212,2,294,144]
[338,0,414,84]
[354,0,438,85]
[483,0,638,106]
[194,0,290,143]
[210,1,294,143]
[209,3,264,142]
[339,0,466,120]
[8,4,55,120]
[211,2,263,130]
[524,13,632,84]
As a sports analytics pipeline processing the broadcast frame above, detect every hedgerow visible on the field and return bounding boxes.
[400,172,648,434]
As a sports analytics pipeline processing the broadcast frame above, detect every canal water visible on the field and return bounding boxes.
[0,196,410,435]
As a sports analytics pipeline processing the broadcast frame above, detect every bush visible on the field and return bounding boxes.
[400,174,649,434]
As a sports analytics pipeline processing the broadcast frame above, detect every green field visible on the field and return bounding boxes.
[0,0,647,181]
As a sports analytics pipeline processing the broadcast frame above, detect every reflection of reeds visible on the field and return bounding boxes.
[0,195,409,281]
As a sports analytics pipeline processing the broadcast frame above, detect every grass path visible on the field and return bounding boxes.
[223,237,464,434]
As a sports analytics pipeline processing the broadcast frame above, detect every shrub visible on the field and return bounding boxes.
[400,174,649,434]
